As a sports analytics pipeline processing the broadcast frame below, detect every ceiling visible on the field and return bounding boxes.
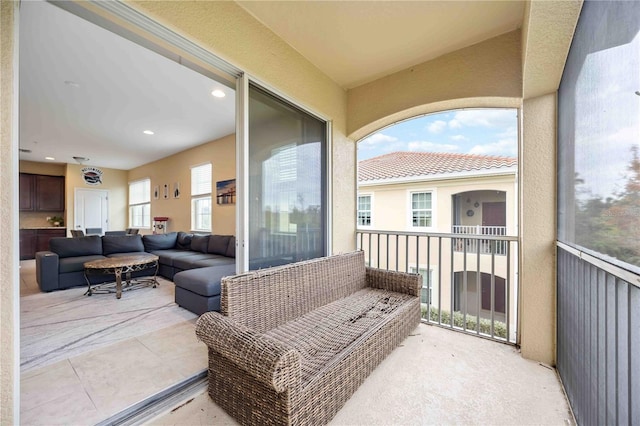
[19,1,525,170]
[19,1,236,170]
[237,1,526,89]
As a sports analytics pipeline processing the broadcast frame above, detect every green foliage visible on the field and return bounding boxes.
[421,305,507,339]
[574,146,640,267]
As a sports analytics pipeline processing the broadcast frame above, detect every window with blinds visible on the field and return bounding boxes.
[129,179,151,228]
[191,163,212,231]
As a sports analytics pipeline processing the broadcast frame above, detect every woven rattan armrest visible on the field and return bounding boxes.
[366,267,421,297]
[196,312,301,393]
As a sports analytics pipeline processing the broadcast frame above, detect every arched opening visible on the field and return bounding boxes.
[356,107,518,343]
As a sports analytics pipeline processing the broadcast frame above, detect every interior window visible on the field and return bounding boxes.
[128,179,151,228]
[191,163,212,232]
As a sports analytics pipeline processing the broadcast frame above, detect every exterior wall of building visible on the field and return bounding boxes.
[347,30,522,141]
[521,93,557,365]
[359,174,517,234]
[358,173,518,338]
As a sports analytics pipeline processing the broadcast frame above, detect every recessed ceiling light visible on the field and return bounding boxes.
[143,130,154,135]
[45,157,55,161]
[211,89,226,98]
[64,80,80,88]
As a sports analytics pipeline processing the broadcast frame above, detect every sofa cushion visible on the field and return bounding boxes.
[226,236,236,258]
[50,236,103,258]
[173,264,236,297]
[191,235,210,253]
[58,255,107,274]
[173,253,220,271]
[176,232,193,250]
[208,235,230,256]
[189,256,235,269]
[142,232,177,251]
[149,249,196,267]
[102,235,144,255]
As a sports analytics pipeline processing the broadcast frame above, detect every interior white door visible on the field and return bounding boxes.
[74,188,109,234]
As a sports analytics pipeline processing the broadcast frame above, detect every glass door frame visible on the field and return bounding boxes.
[235,75,332,273]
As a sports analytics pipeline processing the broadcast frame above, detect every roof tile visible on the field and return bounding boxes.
[358,151,517,182]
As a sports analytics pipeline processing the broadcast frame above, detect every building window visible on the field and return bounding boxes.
[191,163,212,232]
[410,267,433,305]
[411,192,432,227]
[129,179,151,228]
[357,194,372,227]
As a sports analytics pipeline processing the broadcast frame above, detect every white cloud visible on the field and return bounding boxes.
[448,119,462,129]
[468,139,517,156]
[450,134,469,142]
[427,120,447,134]
[407,141,459,152]
[448,109,517,129]
[359,132,398,149]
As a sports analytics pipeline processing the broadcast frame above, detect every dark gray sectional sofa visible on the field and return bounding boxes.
[35,232,237,315]
[143,232,235,280]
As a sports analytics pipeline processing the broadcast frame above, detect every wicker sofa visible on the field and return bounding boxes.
[195,250,421,425]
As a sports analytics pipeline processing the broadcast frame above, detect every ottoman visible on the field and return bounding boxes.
[173,264,236,315]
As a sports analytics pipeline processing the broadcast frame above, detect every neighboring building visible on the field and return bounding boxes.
[357,151,518,337]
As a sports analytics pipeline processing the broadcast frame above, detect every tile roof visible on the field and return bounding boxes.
[358,151,517,182]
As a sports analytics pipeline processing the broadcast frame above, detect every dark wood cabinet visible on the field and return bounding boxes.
[19,173,65,212]
[19,229,36,260]
[36,175,65,211]
[19,174,35,211]
[20,228,66,260]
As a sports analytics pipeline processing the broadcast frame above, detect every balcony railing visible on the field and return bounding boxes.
[452,225,508,255]
[356,229,519,344]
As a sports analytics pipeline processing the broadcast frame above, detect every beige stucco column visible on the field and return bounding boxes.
[520,93,557,365]
[1,0,18,422]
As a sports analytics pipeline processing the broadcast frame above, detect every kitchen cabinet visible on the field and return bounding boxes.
[19,173,65,212]
[19,174,35,211]
[20,228,66,260]
[19,229,36,260]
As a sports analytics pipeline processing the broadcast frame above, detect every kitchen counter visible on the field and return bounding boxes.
[20,227,67,230]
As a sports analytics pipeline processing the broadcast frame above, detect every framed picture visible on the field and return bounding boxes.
[216,179,236,205]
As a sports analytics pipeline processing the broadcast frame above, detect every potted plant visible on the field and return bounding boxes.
[48,216,64,227]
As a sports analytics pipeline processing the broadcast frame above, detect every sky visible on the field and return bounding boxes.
[357,108,518,161]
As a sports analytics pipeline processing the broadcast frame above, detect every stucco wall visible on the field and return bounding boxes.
[127,0,354,254]
[1,1,17,422]
[359,174,517,234]
[347,30,522,141]
[521,93,557,365]
[127,134,236,235]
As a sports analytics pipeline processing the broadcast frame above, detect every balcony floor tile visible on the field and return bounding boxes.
[150,323,574,425]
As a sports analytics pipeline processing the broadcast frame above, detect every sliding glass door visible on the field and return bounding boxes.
[246,84,327,270]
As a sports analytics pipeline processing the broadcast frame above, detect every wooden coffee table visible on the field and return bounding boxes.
[84,254,159,299]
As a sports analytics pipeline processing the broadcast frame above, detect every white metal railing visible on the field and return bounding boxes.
[452,225,507,255]
[356,229,519,344]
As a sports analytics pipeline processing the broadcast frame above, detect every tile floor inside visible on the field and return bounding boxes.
[19,260,207,425]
